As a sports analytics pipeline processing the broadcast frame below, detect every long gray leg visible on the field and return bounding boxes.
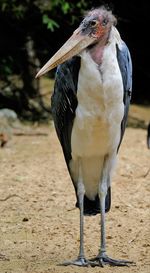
[99,155,109,262]
[90,155,134,267]
[60,159,89,267]
[77,180,85,260]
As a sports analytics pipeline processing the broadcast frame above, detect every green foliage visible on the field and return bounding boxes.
[61,2,70,14]
[0,0,89,28]
[42,14,59,31]
[0,0,92,118]
[0,0,27,19]
[0,0,91,81]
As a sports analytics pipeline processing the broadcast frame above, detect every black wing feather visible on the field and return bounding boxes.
[51,56,80,166]
[116,42,132,150]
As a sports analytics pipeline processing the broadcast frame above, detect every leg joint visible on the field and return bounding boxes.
[77,181,85,197]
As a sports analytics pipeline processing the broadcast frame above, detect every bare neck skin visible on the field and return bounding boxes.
[88,30,110,65]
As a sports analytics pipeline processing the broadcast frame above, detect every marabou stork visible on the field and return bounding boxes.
[36,6,133,267]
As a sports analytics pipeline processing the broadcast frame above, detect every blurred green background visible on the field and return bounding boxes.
[0,0,149,121]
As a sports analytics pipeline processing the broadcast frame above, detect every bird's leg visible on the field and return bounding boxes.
[60,159,89,267]
[78,181,85,259]
[90,155,134,267]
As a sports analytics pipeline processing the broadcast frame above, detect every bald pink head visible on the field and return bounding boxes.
[80,6,117,39]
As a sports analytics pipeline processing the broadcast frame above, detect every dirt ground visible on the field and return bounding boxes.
[0,121,150,273]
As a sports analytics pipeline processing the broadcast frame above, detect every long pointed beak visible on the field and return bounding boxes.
[35,28,96,78]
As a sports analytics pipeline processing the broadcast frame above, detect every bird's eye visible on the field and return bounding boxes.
[102,18,108,26]
[90,20,98,27]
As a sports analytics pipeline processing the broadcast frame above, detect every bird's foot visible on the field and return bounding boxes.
[89,252,135,267]
[59,256,89,267]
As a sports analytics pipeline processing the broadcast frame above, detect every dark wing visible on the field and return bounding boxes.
[51,56,80,167]
[116,42,132,151]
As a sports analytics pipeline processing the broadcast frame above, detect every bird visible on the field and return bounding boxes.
[36,6,133,267]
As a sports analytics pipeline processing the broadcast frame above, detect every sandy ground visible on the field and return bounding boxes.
[0,123,149,273]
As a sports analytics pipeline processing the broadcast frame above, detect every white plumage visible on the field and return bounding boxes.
[70,27,124,200]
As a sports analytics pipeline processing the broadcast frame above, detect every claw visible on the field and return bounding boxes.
[59,257,90,267]
[89,254,135,267]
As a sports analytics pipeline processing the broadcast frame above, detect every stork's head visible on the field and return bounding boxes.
[80,7,116,40]
[36,6,116,78]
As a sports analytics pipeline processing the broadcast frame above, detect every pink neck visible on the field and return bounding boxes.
[89,32,110,65]
[89,44,105,65]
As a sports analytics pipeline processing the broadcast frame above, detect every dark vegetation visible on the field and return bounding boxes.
[0,0,149,120]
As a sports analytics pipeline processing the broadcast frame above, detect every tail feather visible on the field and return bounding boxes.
[76,187,111,216]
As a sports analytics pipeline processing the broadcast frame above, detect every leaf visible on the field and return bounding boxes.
[61,2,70,14]
[42,14,59,31]
[1,2,7,12]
